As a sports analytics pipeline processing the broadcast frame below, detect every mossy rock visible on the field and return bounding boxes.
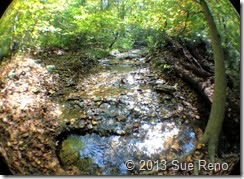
[59,137,84,166]
[59,136,102,174]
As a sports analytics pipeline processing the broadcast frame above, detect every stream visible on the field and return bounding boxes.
[58,49,196,175]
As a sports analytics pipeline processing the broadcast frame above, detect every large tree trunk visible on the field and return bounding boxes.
[199,0,227,161]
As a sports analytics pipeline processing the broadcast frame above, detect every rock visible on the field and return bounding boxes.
[185,120,190,124]
[91,120,98,125]
[120,92,127,95]
[87,124,93,129]
[116,130,126,135]
[94,116,102,121]
[114,126,126,135]
[94,97,102,102]
[108,110,117,118]
[120,78,127,84]
[66,80,76,87]
[22,133,29,138]
[133,122,140,128]
[117,115,127,122]
[32,88,41,94]
[195,115,200,120]
[70,118,76,125]
[147,73,155,77]
[154,84,177,94]
[155,79,166,84]
[46,65,56,71]
[171,98,177,103]
[78,120,85,128]
[34,59,42,64]
[57,50,65,56]
[8,70,15,79]
[75,102,84,108]
[163,95,172,100]
[59,137,83,166]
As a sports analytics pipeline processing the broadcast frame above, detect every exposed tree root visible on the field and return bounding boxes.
[146,38,240,175]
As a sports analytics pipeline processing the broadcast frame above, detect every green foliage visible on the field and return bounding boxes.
[0,0,240,86]
[204,0,240,94]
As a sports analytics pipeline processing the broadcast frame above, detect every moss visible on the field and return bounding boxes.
[60,108,83,120]
[59,136,102,174]
[59,137,84,166]
[75,157,102,175]
[92,87,129,97]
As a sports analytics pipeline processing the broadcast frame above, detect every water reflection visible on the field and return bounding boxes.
[59,49,196,175]
[61,121,195,175]
[136,123,179,156]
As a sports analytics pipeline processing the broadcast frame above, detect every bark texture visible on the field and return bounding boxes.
[199,0,227,161]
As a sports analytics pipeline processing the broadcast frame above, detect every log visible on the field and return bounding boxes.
[166,38,214,74]
[161,38,215,103]
[155,38,240,163]
[179,60,213,78]
[171,61,213,104]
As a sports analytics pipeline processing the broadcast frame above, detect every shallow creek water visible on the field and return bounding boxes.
[58,49,196,175]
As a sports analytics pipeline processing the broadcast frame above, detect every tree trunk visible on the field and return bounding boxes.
[109,32,119,49]
[199,0,227,161]
[10,13,19,57]
[100,0,103,11]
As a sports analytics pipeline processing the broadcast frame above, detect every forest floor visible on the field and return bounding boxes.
[0,45,240,175]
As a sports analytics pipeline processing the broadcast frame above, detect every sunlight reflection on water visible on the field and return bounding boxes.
[59,49,196,175]
[64,121,195,175]
[135,123,179,156]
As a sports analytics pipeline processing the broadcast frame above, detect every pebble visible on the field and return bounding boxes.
[185,120,190,124]
[92,120,98,125]
[22,133,29,138]
[46,65,56,71]
[133,122,140,128]
[70,118,76,125]
[147,73,155,77]
[171,98,177,103]
[34,59,42,64]
[78,120,85,128]
[7,142,11,147]
[117,116,126,122]
[87,124,93,129]
[195,115,200,119]
[94,97,102,102]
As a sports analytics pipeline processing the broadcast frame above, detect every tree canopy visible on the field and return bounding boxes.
[0,0,239,91]
[0,0,240,101]
[0,0,239,53]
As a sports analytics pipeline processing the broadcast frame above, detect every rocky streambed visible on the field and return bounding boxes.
[0,49,206,175]
[55,49,202,175]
